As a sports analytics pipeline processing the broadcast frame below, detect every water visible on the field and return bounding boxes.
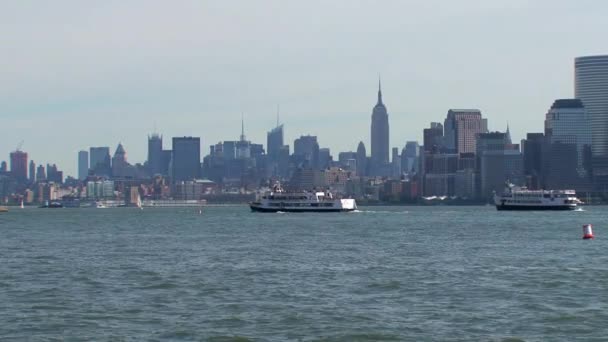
[1,206,608,341]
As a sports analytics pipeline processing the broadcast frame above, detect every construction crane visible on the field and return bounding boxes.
[15,140,24,152]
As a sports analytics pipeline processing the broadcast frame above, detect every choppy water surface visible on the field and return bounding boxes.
[1,206,608,341]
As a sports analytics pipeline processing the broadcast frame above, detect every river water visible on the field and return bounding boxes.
[1,206,607,341]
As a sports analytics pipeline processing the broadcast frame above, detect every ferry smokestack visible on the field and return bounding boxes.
[583,224,594,239]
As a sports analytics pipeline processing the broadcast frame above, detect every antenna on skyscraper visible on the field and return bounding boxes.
[276,104,280,127]
[240,112,246,142]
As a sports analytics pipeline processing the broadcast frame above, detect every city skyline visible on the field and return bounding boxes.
[2,1,608,176]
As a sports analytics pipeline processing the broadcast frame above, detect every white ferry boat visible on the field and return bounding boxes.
[494,183,582,211]
[250,184,357,213]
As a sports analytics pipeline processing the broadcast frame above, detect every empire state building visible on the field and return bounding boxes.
[370,79,389,176]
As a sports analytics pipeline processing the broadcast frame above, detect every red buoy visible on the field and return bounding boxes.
[583,224,594,239]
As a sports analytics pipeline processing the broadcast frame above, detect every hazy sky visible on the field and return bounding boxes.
[1,0,606,176]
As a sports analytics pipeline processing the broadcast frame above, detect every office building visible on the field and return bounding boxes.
[29,160,36,182]
[172,137,201,182]
[10,150,28,183]
[392,147,401,177]
[294,135,320,169]
[356,142,367,177]
[423,122,444,153]
[78,150,89,180]
[36,165,46,182]
[544,99,592,190]
[89,147,111,176]
[522,133,545,189]
[575,55,608,178]
[401,141,420,174]
[477,132,523,199]
[444,109,488,154]
[147,134,163,176]
[267,124,284,161]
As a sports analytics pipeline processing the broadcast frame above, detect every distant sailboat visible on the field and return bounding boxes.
[20,200,24,209]
[137,195,143,210]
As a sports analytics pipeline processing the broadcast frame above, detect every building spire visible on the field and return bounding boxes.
[505,122,512,145]
[377,74,383,105]
[276,104,280,128]
[240,113,246,142]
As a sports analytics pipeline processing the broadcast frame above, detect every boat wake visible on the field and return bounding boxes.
[574,208,586,212]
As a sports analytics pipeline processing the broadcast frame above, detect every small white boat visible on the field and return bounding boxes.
[95,201,107,209]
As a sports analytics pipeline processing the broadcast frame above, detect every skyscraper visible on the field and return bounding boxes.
[78,150,89,180]
[10,150,28,183]
[294,135,320,169]
[172,137,201,182]
[391,147,401,177]
[522,133,545,189]
[575,55,608,178]
[148,134,163,176]
[36,165,46,182]
[89,147,111,176]
[544,99,592,189]
[423,122,444,153]
[356,141,367,177]
[267,125,284,162]
[29,160,36,182]
[370,79,389,175]
[402,141,420,174]
[444,109,488,155]
[112,143,132,178]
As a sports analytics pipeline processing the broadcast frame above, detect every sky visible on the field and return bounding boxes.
[1,0,607,177]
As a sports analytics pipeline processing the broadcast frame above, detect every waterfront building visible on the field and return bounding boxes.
[172,137,201,183]
[575,55,608,180]
[86,180,115,199]
[356,142,367,177]
[444,109,488,155]
[147,134,163,176]
[421,153,458,196]
[370,79,390,176]
[89,147,111,177]
[10,150,28,183]
[29,160,36,183]
[78,150,89,180]
[0,161,6,173]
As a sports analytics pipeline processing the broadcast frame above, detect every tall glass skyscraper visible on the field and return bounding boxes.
[544,99,592,185]
[575,55,608,177]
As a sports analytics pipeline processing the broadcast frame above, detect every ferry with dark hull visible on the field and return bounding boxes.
[250,184,357,213]
[494,183,582,211]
